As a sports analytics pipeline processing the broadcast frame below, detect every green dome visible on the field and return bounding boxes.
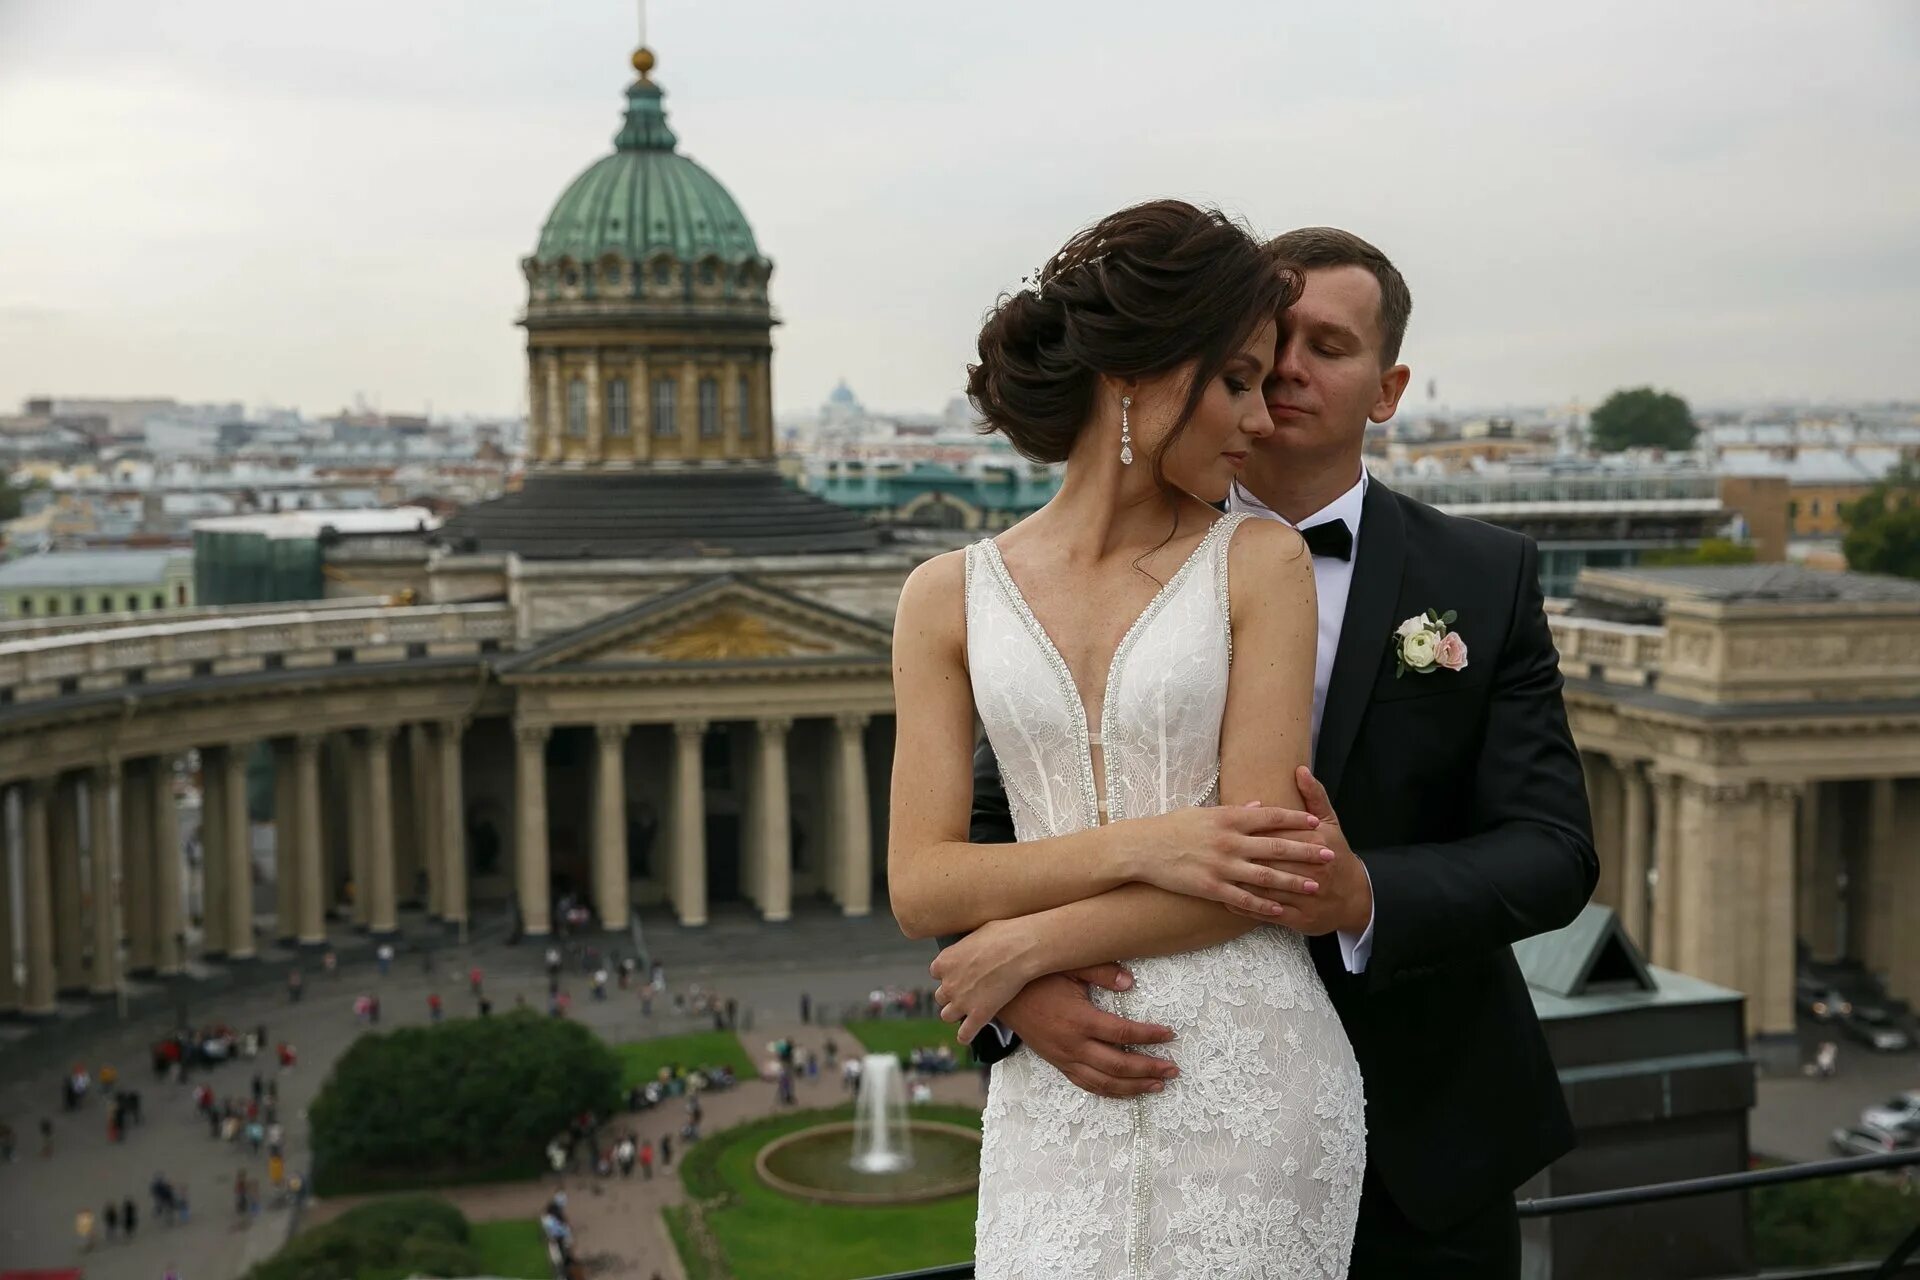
[534,74,760,266]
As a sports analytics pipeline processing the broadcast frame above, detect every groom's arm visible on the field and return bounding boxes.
[932,735,1024,1065]
[1357,536,1597,992]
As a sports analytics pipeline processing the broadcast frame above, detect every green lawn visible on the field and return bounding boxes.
[615,1029,759,1090]
[468,1219,552,1279]
[673,1104,982,1280]
[845,1017,978,1068]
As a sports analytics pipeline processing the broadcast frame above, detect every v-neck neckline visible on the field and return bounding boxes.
[979,516,1233,825]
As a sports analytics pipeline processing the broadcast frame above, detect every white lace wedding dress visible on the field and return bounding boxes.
[964,512,1367,1279]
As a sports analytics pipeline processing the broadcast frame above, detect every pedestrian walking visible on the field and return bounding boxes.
[376,943,394,977]
[122,1196,137,1240]
[469,965,484,996]
[75,1207,95,1252]
[639,1139,654,1180]
[369,994,381,1024]
[428,992,444,1023]
[799,991,811,1024]
[660,1131,673,1167]
[103,1201,119,1242]
[478,996,493,1017]
[322,948,337,977]
[287,968,303,1002]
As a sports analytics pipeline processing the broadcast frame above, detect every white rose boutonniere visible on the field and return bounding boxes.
[1394,609,1469,677]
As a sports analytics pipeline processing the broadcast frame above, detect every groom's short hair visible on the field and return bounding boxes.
[1266,227,1411,366]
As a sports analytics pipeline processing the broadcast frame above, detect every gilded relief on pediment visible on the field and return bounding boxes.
[616,607,838,663]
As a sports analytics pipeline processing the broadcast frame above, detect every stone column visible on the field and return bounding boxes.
[1886,779,1920,1006]
[1648,770,1682,969]
[1618,762,1651,950]
[584,351,604,461]
[21,779,57,1015]
[87,764,121,996]
[1754,783,1801,1038]
[1861,777,1898,979]
[680,361,700,447]
[593,722,631,932]
[410,723,439,918]
[515,723,552,937]
[1582,754,1616,911]
[833,715,873,917]
[218,745,255,960]
[294,734,327,946]
[50,774,86,990]
[671,720,708,927]
[750,718,792,923]
[151,755,184,974]
[200,755,229,956]
[720,358,741,460]
[437,720,468,931]
[1795,781,1834,957]
[347,733,371,928]
[120,760,157,974]
[0,791,18,1012]
[388,732,418,914]
[273,740,300,945]
[542,352,564,464]
[364,726,398,937]
[527,356,547,462]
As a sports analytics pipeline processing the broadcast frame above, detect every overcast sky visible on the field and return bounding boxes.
[1,1,1916,420]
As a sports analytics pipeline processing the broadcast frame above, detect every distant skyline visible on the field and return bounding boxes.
[2,2,1917,419]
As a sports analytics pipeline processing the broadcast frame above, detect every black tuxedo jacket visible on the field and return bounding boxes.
[962,480,1597,1230]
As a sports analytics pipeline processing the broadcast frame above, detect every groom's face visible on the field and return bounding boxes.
[1261,265,1409,462]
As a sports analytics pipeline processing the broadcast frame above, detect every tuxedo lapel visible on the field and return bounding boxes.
[1313,480,1406,803]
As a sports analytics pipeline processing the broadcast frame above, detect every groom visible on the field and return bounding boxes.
[956,228,1597,1278]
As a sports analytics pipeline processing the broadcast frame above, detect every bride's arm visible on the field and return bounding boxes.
[888,547,1320,940]
[931,522,1322,1037]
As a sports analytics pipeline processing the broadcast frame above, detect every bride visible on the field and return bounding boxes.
[888,200,1366,1278]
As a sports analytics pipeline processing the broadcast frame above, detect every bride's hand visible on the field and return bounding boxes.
[1120,802,1332,916]
[931,918,1042,1045]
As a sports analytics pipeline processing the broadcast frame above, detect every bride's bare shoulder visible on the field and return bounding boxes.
[895,549,971,641]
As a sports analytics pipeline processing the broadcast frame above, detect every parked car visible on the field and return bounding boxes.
[1839,1006,1914,1052]
[1797,977,1853,1022]
[1830,1122,1917,1158]
[1861,1089,1920,1134]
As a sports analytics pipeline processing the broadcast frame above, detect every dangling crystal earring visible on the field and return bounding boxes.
[1119,395,1134,466]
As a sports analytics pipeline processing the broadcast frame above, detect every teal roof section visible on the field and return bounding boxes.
[533,61,759,266]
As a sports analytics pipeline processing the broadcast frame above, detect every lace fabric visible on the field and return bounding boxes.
[964,514,1366,1279]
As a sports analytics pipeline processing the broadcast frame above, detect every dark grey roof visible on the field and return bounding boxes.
[432,466,884,560]
[1579,563,1920,608]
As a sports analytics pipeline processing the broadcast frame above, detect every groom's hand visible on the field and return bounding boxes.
[1226,767,1372,936]
[999,966,1180,1100]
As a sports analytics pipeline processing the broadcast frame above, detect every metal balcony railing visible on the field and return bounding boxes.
[856,1148,1920,1280]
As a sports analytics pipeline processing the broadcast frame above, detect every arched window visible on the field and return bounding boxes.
[567,377,587,437]
[698,378,720,438]
[608,378,630,436]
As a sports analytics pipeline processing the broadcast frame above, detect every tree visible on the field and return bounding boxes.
[308,1010,622,1194]
[1840,460,1920,579]
[1642,538,1757,567]
[1588,387,1697,452]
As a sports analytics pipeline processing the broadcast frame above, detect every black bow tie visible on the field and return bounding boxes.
[1299,519,1352,562]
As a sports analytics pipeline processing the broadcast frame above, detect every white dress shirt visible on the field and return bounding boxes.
[1228,468,1376,973]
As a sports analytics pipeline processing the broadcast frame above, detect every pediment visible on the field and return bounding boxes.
[499,575,892,676]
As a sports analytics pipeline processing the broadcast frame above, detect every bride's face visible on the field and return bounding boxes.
[1131,319,1278,503]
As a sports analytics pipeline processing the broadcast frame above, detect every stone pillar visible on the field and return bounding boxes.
[200,755,230,957]
[527,355,547,462]
[515,723,552,937]
[218,745,255,960]
[1618,762,1651,950]
[364,726,398,937]
[584,351,604,461]
[833,715,873,917]
[273,740,300,945]
[629,352,651,457]
[720,358,741,460]
[542,352,564,464]
[1886,779,1920,1006]
[347,734,371,928]
[671,720,708,927]
[1648,771,1683,969]
[151,756,184,974]
[87,764,121,996]
[750,717,792,923]
[437,720,468,931]
[294,734,327,946]
[679,361,699,445]
[1754,783,1801,1038]
[0,790,18,1012]
[593,722,631,932]
[388,732,417,914]
[1861,777,1898,979]
[21,779,57,1015]
[410,723,439,918]
[1796,781,1835,958]
[121,760,157,974]
[1584,754,1621,912]
[50,775,86,990]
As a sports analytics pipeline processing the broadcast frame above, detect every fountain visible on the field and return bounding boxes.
[754,1052,981,1204]
[850,1053,913,1173]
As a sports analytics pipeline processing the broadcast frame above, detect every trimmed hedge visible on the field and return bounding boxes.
[247,1196,475,1280]
[309,1009,622,1195]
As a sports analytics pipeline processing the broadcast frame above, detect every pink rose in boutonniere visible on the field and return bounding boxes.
[1394,609,1467,677]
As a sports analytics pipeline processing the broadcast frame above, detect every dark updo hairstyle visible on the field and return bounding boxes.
[967,199,1299,477]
